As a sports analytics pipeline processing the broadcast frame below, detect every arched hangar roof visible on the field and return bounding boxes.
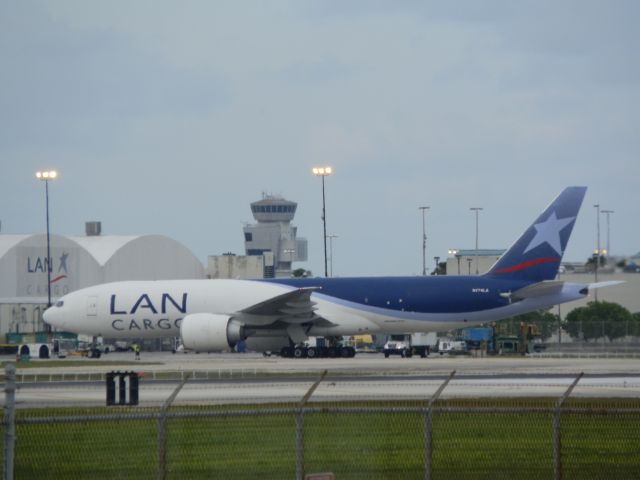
[0,234,204,301]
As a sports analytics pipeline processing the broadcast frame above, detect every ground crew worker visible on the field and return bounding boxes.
[134,343,140,360]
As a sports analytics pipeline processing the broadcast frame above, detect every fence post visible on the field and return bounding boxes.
[553,372,583,480]
[158,374,190,480]
[424,371,455,480]
[4,363,16,480]
[296,369,327,480]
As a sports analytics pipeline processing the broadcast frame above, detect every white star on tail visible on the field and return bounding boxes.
[523,212,575,255]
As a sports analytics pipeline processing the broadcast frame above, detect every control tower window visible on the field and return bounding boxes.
[244,232,253,242]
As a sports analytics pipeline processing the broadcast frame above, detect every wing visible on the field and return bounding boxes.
[235,286,329,344]
[239,286,320,318]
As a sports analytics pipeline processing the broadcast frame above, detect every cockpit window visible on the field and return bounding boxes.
[55,300,64,308]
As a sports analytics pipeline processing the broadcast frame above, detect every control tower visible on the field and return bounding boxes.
[243,195,308,277]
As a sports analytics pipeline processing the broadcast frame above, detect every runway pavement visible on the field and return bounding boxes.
[5,352,640,407]
[11,350,640,376]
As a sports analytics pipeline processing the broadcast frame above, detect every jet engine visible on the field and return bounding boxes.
[180,313,244,352]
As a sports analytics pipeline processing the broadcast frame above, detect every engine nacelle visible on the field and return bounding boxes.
[180,313,244,352]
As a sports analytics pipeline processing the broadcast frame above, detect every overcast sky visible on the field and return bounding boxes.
[1,1,638,276]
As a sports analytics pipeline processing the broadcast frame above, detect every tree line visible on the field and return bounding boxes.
[496,301,640,342]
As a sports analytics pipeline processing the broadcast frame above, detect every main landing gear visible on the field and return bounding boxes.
[279,338,357,359]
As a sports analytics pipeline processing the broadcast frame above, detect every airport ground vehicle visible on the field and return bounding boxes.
[436,338,468,355]
[280,336,356,358]
[383,333,435,358]
[463,327,495,350]
[460,324,543,355]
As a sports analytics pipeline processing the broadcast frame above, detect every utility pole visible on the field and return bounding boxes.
[601,209,614,256]
[470,207,483,275]
[312,167,333,277]
[419,206,430,276]
[327,234,338,277]
[36,170,58,311]
[594,204,600,302]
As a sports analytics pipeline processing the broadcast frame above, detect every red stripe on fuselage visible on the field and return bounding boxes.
[50,275,67,284]
[494,257,559,274]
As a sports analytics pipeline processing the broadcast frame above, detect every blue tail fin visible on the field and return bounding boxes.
[485,186,587,282]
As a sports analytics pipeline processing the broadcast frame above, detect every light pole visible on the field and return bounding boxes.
[470,207,483,275]
[36,170,58,310]
[419,206,430,276]
[312,166,333,277]
[327,234,338,277]
[601,209,614,256]
[594,204,600,301]
[557,268,562,345]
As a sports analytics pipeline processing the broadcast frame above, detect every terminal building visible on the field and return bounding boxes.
[445,249,504,276]
[0,222,204,337]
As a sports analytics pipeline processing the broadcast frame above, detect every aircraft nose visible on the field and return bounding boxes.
[43,303,65,329]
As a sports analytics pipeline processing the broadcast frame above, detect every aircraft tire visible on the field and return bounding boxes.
[307,347,317,358]
[384,351,390,358]
[281,346,293,358]
[293,347,306,359]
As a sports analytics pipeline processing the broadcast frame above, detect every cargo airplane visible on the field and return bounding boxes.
[43,186,620,357]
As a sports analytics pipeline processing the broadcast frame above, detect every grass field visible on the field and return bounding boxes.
[6,398,640,479]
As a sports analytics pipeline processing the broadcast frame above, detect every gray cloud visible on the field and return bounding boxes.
[1,1,638,276]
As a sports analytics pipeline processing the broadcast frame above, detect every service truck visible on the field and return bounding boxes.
[383,333,436,358]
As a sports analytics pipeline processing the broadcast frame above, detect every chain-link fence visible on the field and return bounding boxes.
[3,365,640,480]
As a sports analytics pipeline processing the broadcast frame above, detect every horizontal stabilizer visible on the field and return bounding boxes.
[510,280,565,300]
[587,281,625,291]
